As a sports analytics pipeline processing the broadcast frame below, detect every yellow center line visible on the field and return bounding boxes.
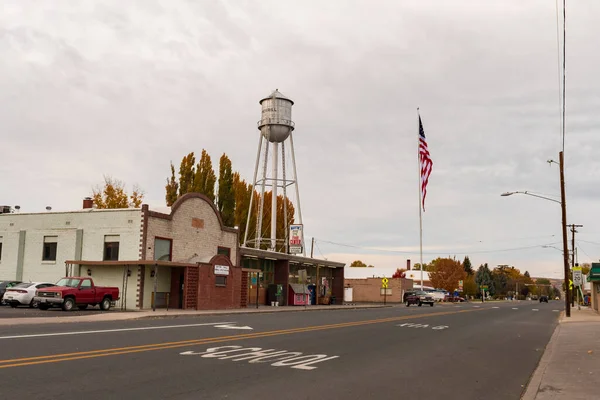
[0,308,484,369]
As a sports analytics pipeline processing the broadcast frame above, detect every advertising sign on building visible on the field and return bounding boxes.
[214,265,230,276]
[289,224,303,254]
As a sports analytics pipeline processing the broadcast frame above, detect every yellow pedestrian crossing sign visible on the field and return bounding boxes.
[382,277,389,288]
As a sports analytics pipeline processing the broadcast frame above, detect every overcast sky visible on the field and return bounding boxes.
[2,0,599,279]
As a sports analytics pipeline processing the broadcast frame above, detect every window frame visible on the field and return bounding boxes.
[215,276,227,287]
[42,238,58,261]
[154,237,173,261]
[217,246,231,259]
[0,241,3,261]
[103,241,120,261]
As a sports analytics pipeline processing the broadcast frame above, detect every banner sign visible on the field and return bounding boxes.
[289,224,304,254]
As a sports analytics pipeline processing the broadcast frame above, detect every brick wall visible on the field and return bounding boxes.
[144,195,238,265]
[241,272,249,308]
[196,256,242,310]
[184,267,199,309]
[344,278,413,303]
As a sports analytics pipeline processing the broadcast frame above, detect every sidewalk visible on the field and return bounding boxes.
[522,306,600,399]
[0,303,390,326]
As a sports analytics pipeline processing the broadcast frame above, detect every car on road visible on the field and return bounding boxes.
[539,295,549,303]
[405,290,435,307]
[2,282,56,308]
[34,277,120,311]
[0,280,22,305]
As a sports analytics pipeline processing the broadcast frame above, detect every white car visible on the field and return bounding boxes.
[426,289,448,302]
[2,282,56,308]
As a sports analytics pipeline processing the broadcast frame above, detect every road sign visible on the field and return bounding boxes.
[480,285,488,290]
[573,267,583,286]
[381,277,389,288]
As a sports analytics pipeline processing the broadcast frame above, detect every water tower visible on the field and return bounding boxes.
[243,89,305,254]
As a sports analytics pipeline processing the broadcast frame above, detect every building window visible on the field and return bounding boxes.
[217,246,231,259]
[215,276,227,286]
[154,238,172,261]
[42,236,58,261]
[0,239,3,261]
[103,243,119,261]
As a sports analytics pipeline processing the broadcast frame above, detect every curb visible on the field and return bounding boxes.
[521,322,562,399]
[0,304,393,326]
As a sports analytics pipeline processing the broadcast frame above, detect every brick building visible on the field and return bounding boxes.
[1,193,346,310]
[344,278,413,303]
[0,194,248,310]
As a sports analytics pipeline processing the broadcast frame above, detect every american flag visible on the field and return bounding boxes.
[419,115,433,211]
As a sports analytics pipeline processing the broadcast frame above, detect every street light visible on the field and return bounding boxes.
[500,191,561,204]
[501,152,571,319]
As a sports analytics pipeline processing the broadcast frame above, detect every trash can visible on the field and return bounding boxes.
[330,295,336,305]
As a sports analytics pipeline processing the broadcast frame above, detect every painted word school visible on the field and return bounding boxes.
[181,345,339,371]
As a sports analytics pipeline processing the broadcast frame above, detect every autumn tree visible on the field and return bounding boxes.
[92,176,144,209]
[350,260,368,268]
[233,173,253,244]
[193,150,216,201]
[392,268,407,278]
[463,275,478,297]
[463,256,474,276]
[165,162,179,206]
[413,263,434,271]
[178,152,196,196]
[429,258,467,293]
[217,154,235,226]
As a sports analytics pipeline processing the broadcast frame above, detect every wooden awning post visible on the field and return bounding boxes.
[152,263,158,312]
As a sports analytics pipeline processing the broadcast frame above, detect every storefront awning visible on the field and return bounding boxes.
[587,263,600,282]
[64,260,198,268]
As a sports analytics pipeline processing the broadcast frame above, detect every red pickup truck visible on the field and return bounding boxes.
[34,277,120,311]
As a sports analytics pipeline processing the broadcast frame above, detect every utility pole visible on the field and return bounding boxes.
[310,237,315,258]
[559,151,571,317]
[570,224,583,307]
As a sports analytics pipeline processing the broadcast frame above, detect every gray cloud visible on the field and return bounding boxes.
[1,0,599,279]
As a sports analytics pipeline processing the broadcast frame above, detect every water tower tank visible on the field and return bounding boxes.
[258,89,295,143]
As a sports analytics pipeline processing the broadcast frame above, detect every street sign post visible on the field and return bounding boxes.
[381,278,389,305]
[573,267,582,310]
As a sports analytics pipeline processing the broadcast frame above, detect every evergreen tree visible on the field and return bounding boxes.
[463,256,474,276]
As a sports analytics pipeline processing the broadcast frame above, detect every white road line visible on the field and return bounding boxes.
[472,306,480,308]
[532,309,539,311]
[552,310,560,312]
[492,307,500,309]
[0,322,235,340]
[512,308,519,310]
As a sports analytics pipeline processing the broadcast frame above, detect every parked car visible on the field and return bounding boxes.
[0,281,22,305]
[539,295,549,303]
[426,289,447,302]
[444,295,466,302]
[2,282,56,308]
[34,277,120,311]
[405,290,435,307]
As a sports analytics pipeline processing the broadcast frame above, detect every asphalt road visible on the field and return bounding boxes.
[0,301,560,400]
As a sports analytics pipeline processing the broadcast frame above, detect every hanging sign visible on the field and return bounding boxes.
[289,224,304,254]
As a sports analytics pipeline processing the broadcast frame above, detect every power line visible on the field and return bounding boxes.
[315,238,562,256]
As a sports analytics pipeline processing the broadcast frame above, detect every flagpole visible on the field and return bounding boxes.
[417,108,424,290]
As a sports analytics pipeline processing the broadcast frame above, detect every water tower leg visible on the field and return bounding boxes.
[256,138,270,249]
[244,133,264,247]
[289,133,306,257]
[282,141,289,254]
[271,142,278,251]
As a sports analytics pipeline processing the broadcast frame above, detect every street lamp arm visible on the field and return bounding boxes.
[500,191,561,204]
